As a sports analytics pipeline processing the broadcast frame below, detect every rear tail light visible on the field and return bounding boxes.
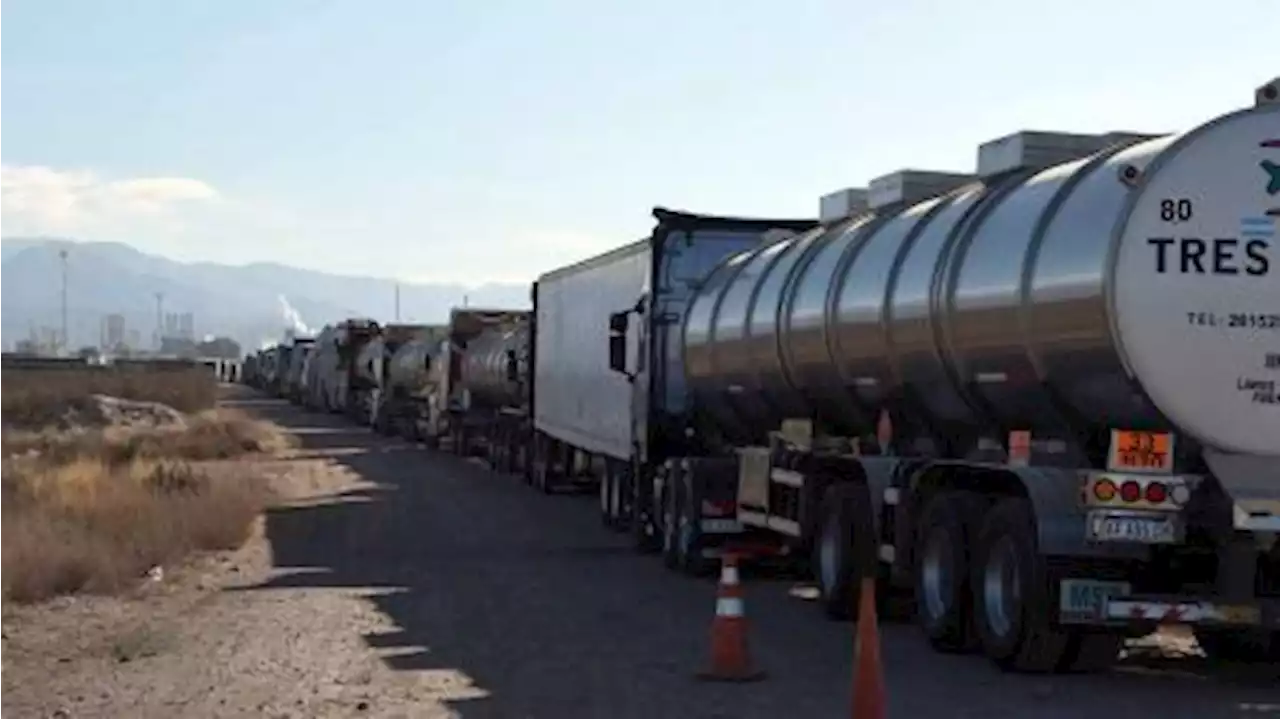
[1120,480,1141,503]
[1144,481,1168,504]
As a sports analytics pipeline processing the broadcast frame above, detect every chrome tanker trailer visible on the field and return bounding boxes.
[364,324,444,434]
[283,337,314,404]
[602,78,1279,671]
[446,308,532,464]
[305,324,341,411]
[381,327,449,439]
[457,318,532,473]
[333,318,381,419]
[351,331,387,425]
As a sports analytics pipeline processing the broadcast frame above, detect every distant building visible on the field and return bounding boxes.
[102,313,127,350]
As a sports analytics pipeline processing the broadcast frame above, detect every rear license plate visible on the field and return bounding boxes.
[1059,578,1131,623]
[1087,510,1178,544]
[701,518,744,534]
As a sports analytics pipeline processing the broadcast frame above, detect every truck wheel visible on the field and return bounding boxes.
[631,467,661,554]
[915,490,985,653]
[662,484,680,570]
[972,498,1070,672]
[600,468,616,528]
[532,437,555,493]
[677,482,712,577]
[813,484,873,621]
[1194,627,1280,663]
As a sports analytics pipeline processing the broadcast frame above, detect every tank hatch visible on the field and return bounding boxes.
[819,187,868,224]
[867,170,973,211]
[977,130,1160,179]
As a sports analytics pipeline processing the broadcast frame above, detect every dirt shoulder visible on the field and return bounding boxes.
[2,431,467,719]
[6,391,1276,719]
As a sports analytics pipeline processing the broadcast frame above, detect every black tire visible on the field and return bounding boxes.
[631,465,660,554]
[676,478,713,577]
[531,437,554,493]
[812,484,874,621]
[915,490,986,653]
[971,498,1070,673]
[1194,627,1280,663]
[604,463,626,532]
[600,467,616,528]
[661,482,680,570]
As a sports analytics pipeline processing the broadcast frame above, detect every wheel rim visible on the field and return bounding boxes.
[663,492,676,553]
[819,517,840,598]
[679,504,694,559]
[982,535,1022,640]
[921,526,954,623]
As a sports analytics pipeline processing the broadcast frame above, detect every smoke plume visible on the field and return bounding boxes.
[277,294,314,337]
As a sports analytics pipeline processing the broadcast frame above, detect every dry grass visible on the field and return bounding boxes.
[1,369,293,604]
[2,366,216,431]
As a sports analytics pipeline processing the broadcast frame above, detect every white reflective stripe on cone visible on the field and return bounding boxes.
[716,596,745,618]
[721,566,740,585]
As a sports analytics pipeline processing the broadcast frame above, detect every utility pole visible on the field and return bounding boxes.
[59,248,69,354]
[394,282,401,322]
[154,292,165,352]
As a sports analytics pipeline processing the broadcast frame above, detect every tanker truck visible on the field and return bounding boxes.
[442,308,533,464]
[340,319,382,422]
[365,323,446,434]
[305,324,341,411]
[379,326,449,439]
[455,315,533,474]
[351,329,387,425]
[591,79,1280,672]
[283,337,314,404]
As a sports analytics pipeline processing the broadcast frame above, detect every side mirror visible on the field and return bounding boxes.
[505,349,519,382]
[607,311,629,374]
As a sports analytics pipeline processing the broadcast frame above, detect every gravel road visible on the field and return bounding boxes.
[6,391,1276,718]
[245,396,1277,719]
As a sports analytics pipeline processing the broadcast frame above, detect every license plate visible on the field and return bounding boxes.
[701,518,744,534]
[1087,510,1178,544]
[1059,579,1131,623]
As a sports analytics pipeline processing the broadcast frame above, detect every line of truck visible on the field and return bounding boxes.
[243,78,1280,673]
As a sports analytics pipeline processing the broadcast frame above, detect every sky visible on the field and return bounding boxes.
[2,0,1276,286]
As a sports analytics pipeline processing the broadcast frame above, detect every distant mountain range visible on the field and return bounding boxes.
[1,237,531,353]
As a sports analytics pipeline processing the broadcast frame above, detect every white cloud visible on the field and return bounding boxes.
[1,164,222,237]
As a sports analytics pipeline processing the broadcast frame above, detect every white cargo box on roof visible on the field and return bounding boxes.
[534,240,650,461]
[819,188,868,224]
[977,130,1159,178]
[867,170,973,210]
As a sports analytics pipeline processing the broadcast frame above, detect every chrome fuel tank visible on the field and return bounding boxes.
[459,324,530,409]
[681,95,1280,459]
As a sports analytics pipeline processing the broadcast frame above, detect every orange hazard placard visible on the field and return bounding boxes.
[1107,430,1174,473]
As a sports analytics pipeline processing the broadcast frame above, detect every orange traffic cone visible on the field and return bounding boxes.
[851,576,886,719]
[696,553,765,682]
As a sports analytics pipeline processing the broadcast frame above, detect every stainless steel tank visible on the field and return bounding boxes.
[388,338,438,393]
[460,324,530,408]
[354,336,386,386]
[683,95,1280,462]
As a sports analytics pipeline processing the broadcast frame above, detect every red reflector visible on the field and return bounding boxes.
[1120,481,1141,502]
[1145,482,1168,504]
